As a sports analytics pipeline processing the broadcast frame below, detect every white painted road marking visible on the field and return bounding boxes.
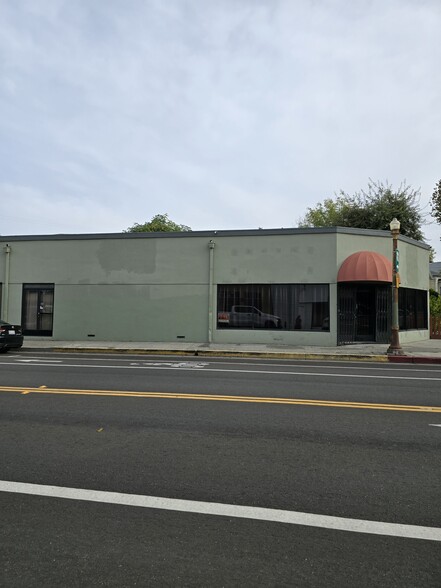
[131,361,208,369]
[429,424,441,427]
[16,359,63,363]
[13,354,441,374]
[4,360,441,381]
[1,480,440,542]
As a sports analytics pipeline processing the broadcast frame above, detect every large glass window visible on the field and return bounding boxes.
[398,288,428,330]
[22,284,55,336]
[217,284,329,331]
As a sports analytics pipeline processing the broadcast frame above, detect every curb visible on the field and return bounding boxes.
[197,351,388,362]
[387,355,441,364]
[21,346,441,363]
[52,347,197,356]
[23,346,390,362]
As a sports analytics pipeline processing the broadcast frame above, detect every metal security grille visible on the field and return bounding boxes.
[375,285,391,343]
[337,285,357,345]
[337,284,391,345]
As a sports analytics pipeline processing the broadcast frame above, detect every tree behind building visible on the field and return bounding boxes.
[124,213,191,233]
[299,180,425,242]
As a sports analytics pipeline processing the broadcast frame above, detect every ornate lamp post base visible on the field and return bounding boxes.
[387,346,405,356]
[387,327,405,355]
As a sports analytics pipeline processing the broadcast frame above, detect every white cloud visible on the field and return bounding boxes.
[0,183,123,234]
[0,0,440,255]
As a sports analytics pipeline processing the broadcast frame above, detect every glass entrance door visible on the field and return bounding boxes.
[22,284,54,336]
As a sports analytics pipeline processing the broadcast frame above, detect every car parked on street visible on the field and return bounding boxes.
[219,306,282,329]
[0,320,24,353]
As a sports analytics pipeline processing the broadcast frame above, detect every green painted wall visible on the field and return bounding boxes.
[336,233,430,290]
[0,229,430,345]
[213,233,336,284]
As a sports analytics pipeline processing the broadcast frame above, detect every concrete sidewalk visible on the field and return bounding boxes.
[21,338,441,363]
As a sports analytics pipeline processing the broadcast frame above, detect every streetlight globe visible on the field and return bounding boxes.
[390,218,400,231]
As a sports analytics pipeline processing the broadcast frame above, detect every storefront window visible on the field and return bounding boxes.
[398,288,428,330]
[217,284,329,331]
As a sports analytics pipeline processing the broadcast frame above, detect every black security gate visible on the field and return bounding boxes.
[375,285,391,343]
[337,284,390,345]
[337,285,357,345]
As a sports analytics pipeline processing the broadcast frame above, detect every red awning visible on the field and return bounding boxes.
[337,251,392,283]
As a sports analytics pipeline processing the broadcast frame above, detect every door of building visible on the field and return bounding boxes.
[337,284,357,345]
[355,287,376,341]
[22,284,54,336]
[375,285,391,343]
[338,284,390,345]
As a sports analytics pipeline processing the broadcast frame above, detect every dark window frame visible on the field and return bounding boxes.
[217,283,330,332]
[21,283,55,336]
[398,287,428,331]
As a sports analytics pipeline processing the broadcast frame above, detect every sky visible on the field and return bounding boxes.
[1,0,440,257]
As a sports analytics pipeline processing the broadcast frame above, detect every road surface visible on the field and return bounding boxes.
[1,351,440,586]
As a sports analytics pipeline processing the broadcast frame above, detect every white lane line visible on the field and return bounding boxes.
[12,354,441,373]
[429,424,441,427]
[132,362,209,369]
[1,480,440,542]
[17,359,62,363]
[3,361,441,381]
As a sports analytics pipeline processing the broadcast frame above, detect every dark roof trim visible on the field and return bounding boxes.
[0,226,431,249]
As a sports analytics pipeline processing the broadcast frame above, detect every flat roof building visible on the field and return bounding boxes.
[0,227,430,346]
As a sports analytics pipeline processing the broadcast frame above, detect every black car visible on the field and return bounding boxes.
[0,320,24,353]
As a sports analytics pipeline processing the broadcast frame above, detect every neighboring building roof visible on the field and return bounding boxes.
[429,262,441,276]
[337,251,392,283]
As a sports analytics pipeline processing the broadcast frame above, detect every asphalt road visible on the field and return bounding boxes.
[1,351,440,587]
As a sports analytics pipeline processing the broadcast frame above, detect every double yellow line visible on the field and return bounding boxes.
[1,385,440,413]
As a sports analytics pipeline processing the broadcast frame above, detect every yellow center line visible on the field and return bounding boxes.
[0,385,440,412]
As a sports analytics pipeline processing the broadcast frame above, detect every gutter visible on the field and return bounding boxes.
[2,244,11,321]
[208,240,215,343]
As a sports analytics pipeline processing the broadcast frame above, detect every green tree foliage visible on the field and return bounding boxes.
[299,180,425,242]
[429,289,441,318]
[430,179,441,224]
[124,213,191,233]
[297,196,354,228]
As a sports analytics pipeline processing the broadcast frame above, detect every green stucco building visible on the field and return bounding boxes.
[0,227,430,346]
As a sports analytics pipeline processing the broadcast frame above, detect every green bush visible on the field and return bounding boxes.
[429,290,441,318]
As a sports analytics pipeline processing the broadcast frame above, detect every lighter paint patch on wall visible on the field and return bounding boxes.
[97,240,157,276]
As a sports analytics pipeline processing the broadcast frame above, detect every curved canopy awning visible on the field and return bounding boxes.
[337,251,392,283]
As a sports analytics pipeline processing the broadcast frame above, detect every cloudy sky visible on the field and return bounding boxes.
[1,0,440,256]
